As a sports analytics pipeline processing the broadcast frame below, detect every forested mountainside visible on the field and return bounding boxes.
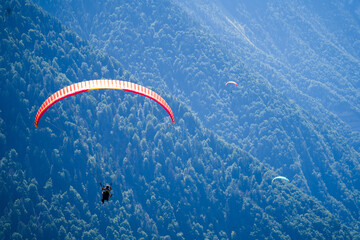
[35,0,360,234]
[1,0,360,239]
[175,0,360,131]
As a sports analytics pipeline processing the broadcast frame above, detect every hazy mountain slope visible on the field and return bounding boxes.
[3,1,359,239]
[175,0,360,132]
[34,0,360,232]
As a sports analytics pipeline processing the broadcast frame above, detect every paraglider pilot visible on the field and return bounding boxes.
[100,183,112,204]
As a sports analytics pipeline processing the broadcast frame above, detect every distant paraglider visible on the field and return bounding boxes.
[272,176,290,183]
[225,81,238,87]
[34,79,175,127]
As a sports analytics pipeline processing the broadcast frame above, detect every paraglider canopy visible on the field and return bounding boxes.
[34,79,175,127]
[272,176,290,183]
[225,81,238,86]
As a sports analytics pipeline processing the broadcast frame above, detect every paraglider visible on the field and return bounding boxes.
[100,183,112,204]
[225,81,238,93]
[272,176,290,183]
[34,79,175,127]
[225,81,238,86]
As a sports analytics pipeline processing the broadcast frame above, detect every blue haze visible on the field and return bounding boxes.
[1,0,360,239]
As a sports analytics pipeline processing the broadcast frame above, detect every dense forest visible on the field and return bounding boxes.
[1,0,360,239]
[35,0,360,232]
